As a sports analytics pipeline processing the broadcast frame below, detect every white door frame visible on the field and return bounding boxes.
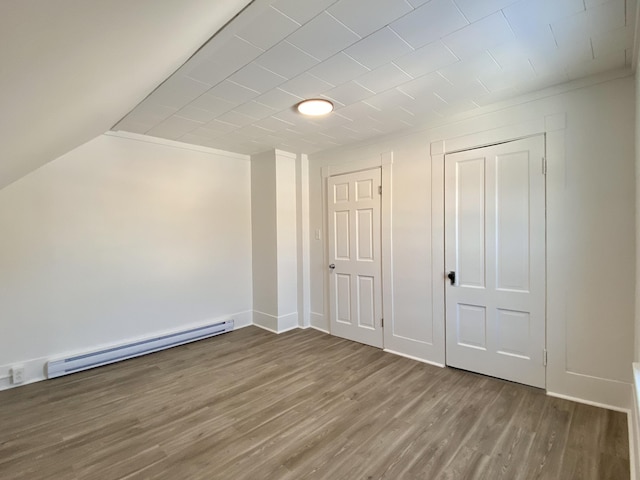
[322,153,393,348]
[430,113,567,387]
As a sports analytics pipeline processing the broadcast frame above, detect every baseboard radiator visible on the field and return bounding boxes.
[46,319,234,379]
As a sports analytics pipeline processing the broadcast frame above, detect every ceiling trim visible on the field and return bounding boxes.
[105,131,250,160]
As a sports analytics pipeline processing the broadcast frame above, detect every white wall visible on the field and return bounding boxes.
[309,72,636,409]
[251,151,278,321]
[0,133,253,389]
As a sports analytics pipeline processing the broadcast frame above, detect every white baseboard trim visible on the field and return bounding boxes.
[309,325,330,334]
[253,323,280,334]
[252,310,299,334]
[630,407,639,480]
[546,391,630,413]
[278,312,299,332]
[384,348,446,368]
[253,310,279,332]
[630,363,640,480]
[310,311,328,332]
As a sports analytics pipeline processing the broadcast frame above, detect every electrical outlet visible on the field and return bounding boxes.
[11,366,24,384]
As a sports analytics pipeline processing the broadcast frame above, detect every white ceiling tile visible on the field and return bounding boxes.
[363,88,415,110]
[148,75,211,110]
[437,53,501,85]
[275,110,323,129]
[390,0,469,49]
[345,27,414,69]
[216,110,259,127]
[254,88,303,110]
[585,0,613,7]
[354,63,412,93]
[432,98,479,117]
[397,72,451,100]
[328,0,413,37]
[477,62,536,92]
[272,0,339,24]
[197,119,239,136]
[228,63,287,93]
[452,0,520,22]
[438,79,491,103]
[369,105,415,125]
[488,36,554,68]
[473,87,519,106]
[287,12,361,61]
[124,103,178,126]
[146,115,203,140]
[174,105,220,123]
[189,94,236,116]
[324,81,376,104]
[254,41,320,78]
[334,101,381,120]
[551,0,625,49]
[406,0,430,6]
[319,94,346,109]
[528,41,594,75]
[186,36,263,86]
[236,6,300,50]
[591,25,634,58]
[308,52,371,86]
[565,48,626,80]
[442,12,515,59]
[254,116,296,131]
[279,73,335,98]
[510,71,570,95]
[232,101,278,120]
[208,80,260,104]
[503,0,585,33]
[306,112,354,128]
[394,41,459,78]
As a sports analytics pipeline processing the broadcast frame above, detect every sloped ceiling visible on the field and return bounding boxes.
[0,0,251,189]
[115,0,637,155]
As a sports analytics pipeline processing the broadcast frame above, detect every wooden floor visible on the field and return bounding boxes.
[0,327,629,480]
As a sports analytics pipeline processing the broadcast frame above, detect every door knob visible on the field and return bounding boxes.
[447,271,456,285]
[329,264,336,269]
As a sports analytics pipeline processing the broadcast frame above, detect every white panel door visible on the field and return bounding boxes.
[445,136,546,388]
[328,168,383,348]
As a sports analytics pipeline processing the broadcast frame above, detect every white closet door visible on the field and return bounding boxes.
[445,136,546,388]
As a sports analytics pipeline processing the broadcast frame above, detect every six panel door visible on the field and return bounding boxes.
[328,168,383,348]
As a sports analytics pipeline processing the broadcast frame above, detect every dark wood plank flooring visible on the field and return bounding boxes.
[0,327,630,479]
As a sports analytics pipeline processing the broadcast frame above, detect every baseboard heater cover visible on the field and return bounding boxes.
[46,319,234,379]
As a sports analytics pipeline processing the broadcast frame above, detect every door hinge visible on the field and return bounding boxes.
[542,157,547,175]
[381,318,384,328]
[378,185,382,195]
[543,349,547,366]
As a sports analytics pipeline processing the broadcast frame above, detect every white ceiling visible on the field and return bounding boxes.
[115,0,637,155]
[0,0,251,189]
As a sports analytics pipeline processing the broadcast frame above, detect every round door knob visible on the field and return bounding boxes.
[329,264,336,269]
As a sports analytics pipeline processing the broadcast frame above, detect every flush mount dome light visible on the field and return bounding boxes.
[297,98,334,116]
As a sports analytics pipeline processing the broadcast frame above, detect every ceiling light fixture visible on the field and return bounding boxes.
[297,98,334,116]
